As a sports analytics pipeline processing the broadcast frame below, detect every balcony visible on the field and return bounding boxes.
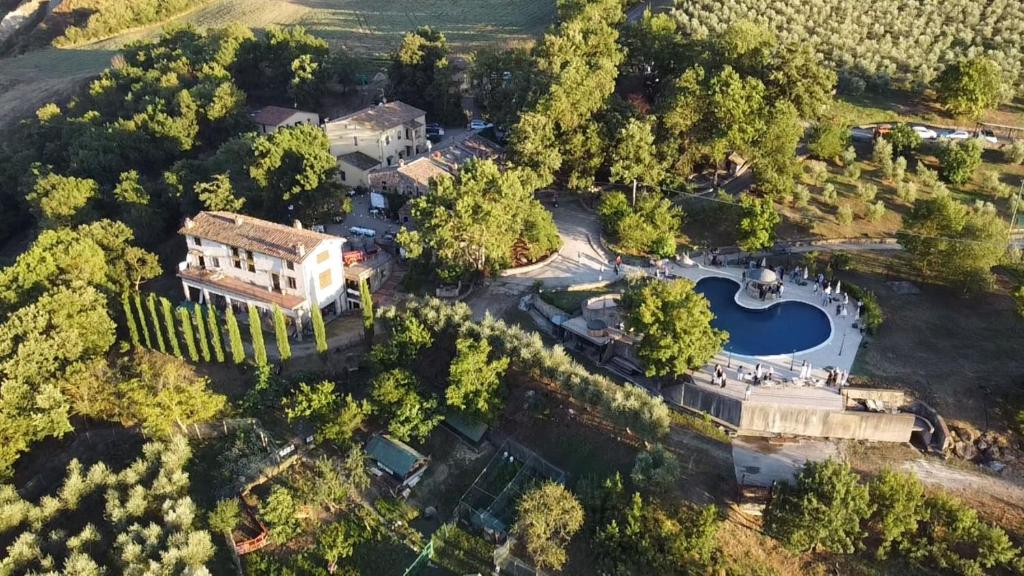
[178,262,306,310]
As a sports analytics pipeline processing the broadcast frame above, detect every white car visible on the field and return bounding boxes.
[939,130,970,141]
[912,126,938,140]
[468,118,492,130]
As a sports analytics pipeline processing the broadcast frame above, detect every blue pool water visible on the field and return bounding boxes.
[694,276,831,356]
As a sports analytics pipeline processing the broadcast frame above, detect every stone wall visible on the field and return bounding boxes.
[841,387,908,409]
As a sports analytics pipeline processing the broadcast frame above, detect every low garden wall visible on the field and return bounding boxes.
[497,250,560,277]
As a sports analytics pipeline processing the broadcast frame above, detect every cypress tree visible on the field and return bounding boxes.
[194,305,211,362]
[146,293,166,353]
[248,304,268,367]
[207,303,226,363]
[272,304,291,361]
[225,306,245,365]
[122,293,141,347]
[161,297,182,358]
[359,279,374,340]
[134,292,152,348]
[179,308,199,362]
[311,304,328,355]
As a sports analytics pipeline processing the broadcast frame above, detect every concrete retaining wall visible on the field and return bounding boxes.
[532,297,566,322]
[497,251,559,277]
[738,403,915,443]
[680,383,743,427]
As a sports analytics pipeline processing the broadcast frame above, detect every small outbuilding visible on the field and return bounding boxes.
[365,434,429,498]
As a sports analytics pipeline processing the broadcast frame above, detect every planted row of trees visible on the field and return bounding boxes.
[123,292,330,366]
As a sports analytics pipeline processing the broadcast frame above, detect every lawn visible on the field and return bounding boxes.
[839,251,1024,432]
[538,281,624,314]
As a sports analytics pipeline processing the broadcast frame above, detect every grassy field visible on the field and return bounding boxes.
[0,0,555,132]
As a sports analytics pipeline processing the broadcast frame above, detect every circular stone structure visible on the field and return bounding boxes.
[695,276,831,356]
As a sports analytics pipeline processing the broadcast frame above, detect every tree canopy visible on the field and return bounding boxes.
[936,57,1006,118]
[514,481,585,572]
[389,27,464,124]
[620,277,728,378]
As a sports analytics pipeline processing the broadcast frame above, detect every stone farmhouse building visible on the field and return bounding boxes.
[324,101,429,187]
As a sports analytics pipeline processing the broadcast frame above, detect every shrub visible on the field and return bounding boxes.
[892,156,907,183]
[821,183,838,205]
[938,140,983,184]
[1005,140,1024,165]
[873,138,894,177]
[841,146,857,167]
[857,182,878,202]
[793,184,810,207]
[806,160,829,187]
[897,180,918,204]
[631,445,681,492]
[845,282,883,333]
[844,163,862,181]
[836,204,854,226]
[867,200,887,222]
[807,120,850,162]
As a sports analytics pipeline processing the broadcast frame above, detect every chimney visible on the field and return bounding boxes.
[292,219,303,230]
[184,217,194,229]
[295,244,306,257]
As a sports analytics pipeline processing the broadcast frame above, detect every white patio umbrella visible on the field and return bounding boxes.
[834,280,842,294]
[760,257,767,268]
[803,268,808,280]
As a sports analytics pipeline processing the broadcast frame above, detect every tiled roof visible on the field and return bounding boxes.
[339,151,382,171]
[179,212,338,263]
[327,101,426,132]
[398,157,452,187]
[252,106,309,126]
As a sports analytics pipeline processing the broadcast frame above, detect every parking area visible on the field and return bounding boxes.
[325,194,402,249]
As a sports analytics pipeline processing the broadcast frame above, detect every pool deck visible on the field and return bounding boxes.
[664,262,863,411]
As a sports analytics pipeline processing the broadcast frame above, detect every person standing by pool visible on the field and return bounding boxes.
[778,283,785,298]
[714,364,725,388]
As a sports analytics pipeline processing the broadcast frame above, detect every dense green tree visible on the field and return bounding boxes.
[272,305,291,361]
[885,123,922,158]
[369,368,441,442]
[206,303,225,363]
[514,481,585,572]
[764,459,873,553]
[260,486,301,545]
[600,191,682,257]
[389,27,463,124]
[194,305,211,362]
[248,124,342,219]
[0,287,114,478]
[631,444,681,493]
[161,297,183,358]
[311,304,328,355]
[114,351,225,437]
[620,277,727,378]
[233,25,332,108]
[753,100,802,196]
[936,57,1006,118]
[405,160,560,280]
[208,498,241,536]
[610,118,666,194]
[807,119,850,163]
[195,173,246,212]
[146,293,166,353]
[122,293,141,347]
[621,12,691,95]
[898,195,1007,293]
[737,194,781,252]
[359,279,374,340]
[225,306,245,364]
[868,470,926,558]
[317,518,366,573]
[179,307,199,362]
[470,46,536,128]
[284,380,338,423]
[248,305,268,366]
[445,337,509,422]
[26,173,97,227]
[938,139,984,185]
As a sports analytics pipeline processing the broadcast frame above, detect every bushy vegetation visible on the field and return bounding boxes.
[0,437,214,573]
[672,1,1024,96]
[766,461,1022,574]
[598,190,682,257]
[55,0,209,46]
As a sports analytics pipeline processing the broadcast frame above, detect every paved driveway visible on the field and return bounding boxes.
[500,199,619,288]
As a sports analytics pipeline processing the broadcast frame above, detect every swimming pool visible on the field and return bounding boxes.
[694,276,832,356]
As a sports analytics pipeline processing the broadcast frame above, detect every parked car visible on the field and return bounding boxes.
[425,123,444,136]
[468,118,492,130]
[872,124,893,140]
[939,130,970,141]
[975,129,998,144]
[912,125,938,140]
